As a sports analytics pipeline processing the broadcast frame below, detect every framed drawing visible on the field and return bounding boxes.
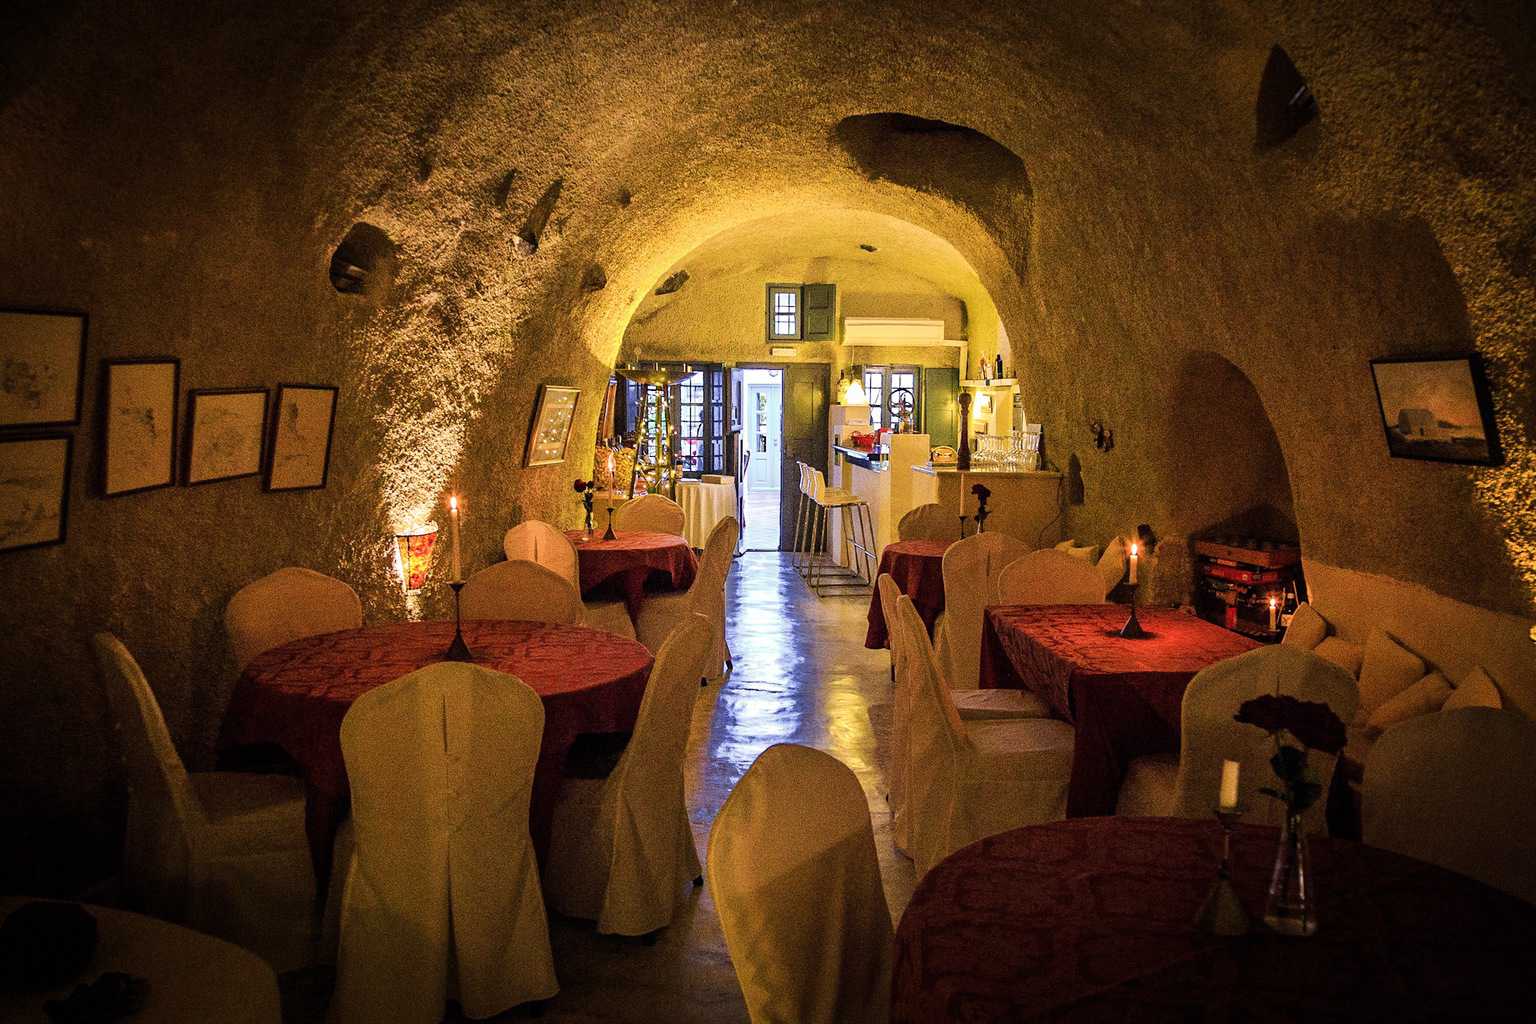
[101,358,180,497]
[0,308,87,429]
[0,433,72,553]
[265,384,338,491]
[1369,354,1502,466]
[524,384,580,467]
[184,387,269,485]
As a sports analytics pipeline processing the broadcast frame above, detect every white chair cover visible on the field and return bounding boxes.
[1119,645,1360,834]
[502,519,634,637]
[996,549,1107,604]
[1363,707,1536,906]
[707,743,893,1024]
[545,615,714,935]
[225,567,363,670]
[460,559,584,623]
[895,597,1074,876]
[614,493,686,535]
[897,502,959,542]
[92,634,315,972]
[330,663,557,1023]
[936,532,1029,691]
[635,516,740,679]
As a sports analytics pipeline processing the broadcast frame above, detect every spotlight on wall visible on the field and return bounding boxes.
[394,524,440,593]
[845,378,868,407]
[973,393,993,416]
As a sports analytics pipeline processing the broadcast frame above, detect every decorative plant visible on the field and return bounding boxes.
[573,478,595,531]
[1233,694,1347,813]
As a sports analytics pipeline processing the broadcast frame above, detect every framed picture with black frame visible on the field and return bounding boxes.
[100,357,180,497]
[0,433,73,553]
[184,387,269,485]
[0,308,87,429]
[264,384,338,491]
[1368,353,1502,466]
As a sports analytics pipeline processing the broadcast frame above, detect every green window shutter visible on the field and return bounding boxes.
[801,283,835,340]
[923,367,960,448]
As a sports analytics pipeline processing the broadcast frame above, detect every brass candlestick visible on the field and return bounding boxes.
[1195,807,1250,935]
[444,581,473,662]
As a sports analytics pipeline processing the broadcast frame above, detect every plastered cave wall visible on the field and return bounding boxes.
[2,1,1533,845]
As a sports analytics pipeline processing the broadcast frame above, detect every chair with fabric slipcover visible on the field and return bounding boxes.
[995,549,1108,605]
[1115,645,1360,835]
[544,615,714,936]
[1363,707,1536,906]
[708,743,893,1024]
[635,516,739,680]
[935,531,1030,691]
[459,559,584,624]
[91,633,316,972]
[329,663,558,1023]
[895,596,1075,876]
[503,519,634,638]
[613,493,686,536]
[897,502,959,542]
[225,567,363,670]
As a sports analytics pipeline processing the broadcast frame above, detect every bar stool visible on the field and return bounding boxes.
[805,467,876,596]
[792,462,813,580]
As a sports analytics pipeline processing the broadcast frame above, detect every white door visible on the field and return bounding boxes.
[746,383,781,490]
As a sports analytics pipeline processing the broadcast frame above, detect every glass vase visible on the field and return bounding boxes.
[583,505,594,539]
[1264,810,1317,936]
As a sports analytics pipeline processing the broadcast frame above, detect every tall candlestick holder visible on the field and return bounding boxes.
[1195,806,1250,935]
[444,581,473,662]
[602,506,618,541]
[957,515,971,539]
[1117,582,1150,639]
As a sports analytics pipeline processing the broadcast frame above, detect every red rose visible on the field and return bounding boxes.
[971,483,991,501]
[1235,694,1346,754]
[572,479,590,493]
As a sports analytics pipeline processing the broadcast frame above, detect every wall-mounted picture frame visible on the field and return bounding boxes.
[0,308,87,429]
[100,358,180,497]
[1369,354,1502,466]
[0,433,73,553]
[265,384,338,491]
[523,384,580,467]
[184,387,269,485]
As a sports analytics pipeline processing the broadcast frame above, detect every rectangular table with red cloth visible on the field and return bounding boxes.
[865,539,953,649]
[979,604,1260,816]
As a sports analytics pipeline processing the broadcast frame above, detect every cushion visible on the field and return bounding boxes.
[1054,540,1076,552]
[1064,545,1099,563]
[1357,629,1426,719]
[1281,602,1328,650]
[1314,637,1364,677]
[1365,671,1452,733]
[1443,665,1504,711]
[1096,537,1127,594]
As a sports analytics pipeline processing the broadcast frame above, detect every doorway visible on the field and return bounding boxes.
[741,368,782,550]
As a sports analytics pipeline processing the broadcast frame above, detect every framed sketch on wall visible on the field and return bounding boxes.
[524,384,580,467]
[0,309,87,429]
[101,358,180,497]
[265,384,338,491]
[185,387,269,485]
[1369,354,1502,466]
[0,434,72,553]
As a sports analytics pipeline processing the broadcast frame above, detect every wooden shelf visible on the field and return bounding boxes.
[960,378,1018,389]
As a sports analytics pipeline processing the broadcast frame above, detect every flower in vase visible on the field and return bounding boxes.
[1234,694,1346,814]
[970,482,991,502]
[573,478,591,493]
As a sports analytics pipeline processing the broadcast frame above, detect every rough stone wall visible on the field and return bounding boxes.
[1,0,1532,834]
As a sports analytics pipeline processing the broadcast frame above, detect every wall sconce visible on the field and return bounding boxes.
[972,393,993,416]
[394,524,439,593]
[845,377,868,407]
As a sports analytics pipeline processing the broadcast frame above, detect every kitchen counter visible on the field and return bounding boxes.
[832,443,888,471]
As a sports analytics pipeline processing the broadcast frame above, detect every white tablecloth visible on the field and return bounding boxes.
[678,477,737,550]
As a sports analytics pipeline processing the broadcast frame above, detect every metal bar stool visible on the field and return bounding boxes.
[792,461,813,579]
[805,467,875,596]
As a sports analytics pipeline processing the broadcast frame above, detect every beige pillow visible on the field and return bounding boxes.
[1097,537,1127,594]
[1357,629,1427,718]
[1281,602,1328,650]
[1065,545,1100,563]
[1054,540,1077,552]
[1443,665,1504,711]
[1314,636,1364,677]
[1365,671,1452,732]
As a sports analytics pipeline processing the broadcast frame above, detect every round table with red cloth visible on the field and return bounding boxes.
[893,816,1536,1023]
[566,529,698,621]
[219,620,653,884]
[865,539,953,649]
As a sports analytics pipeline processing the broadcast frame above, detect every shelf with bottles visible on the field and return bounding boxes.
[960,378,1019,390]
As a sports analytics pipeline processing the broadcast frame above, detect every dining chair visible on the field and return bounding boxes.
[330,662,558,1023]
[1363,707,1536,906]
[635,516,739,680]
[1115,645,1359,835]
[708,743,893,1024]
[503,519,634,638]
[91,633,317,972]
[545,615,714,937]
[459,560,584,624]
[936,531,1030,691]
[895,596,1075,876]
[225,567,363,670]
[897,502,959,542]
[613,493,686,536]
[995,549,1108,605]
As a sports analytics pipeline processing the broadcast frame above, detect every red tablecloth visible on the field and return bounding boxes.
[980,605,1260,816]
[219,620,653,884]
[894,817,1536,1022]
[566,529,698,620]
[865,539,952,649]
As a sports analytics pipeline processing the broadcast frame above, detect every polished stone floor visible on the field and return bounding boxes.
[285,551,907,1022]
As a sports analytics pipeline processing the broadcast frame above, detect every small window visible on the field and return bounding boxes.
[767,285,799,340]
[765,283,836,342]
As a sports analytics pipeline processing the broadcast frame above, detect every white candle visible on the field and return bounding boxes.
[1268,594,1278,632]
[1219,759,1241,810]
[957,472,965,516]
[1128,541,1139,585]
[449,494,463,581]
[606,449,616,510]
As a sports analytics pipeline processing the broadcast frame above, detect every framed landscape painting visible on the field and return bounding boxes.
[0,433,72,553]
[0,309,87,429]
[1369,354,1501,466]
[265,384,338,491]
[185,388,269,485]
[101,358,180,497]
[523,384,580,467]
